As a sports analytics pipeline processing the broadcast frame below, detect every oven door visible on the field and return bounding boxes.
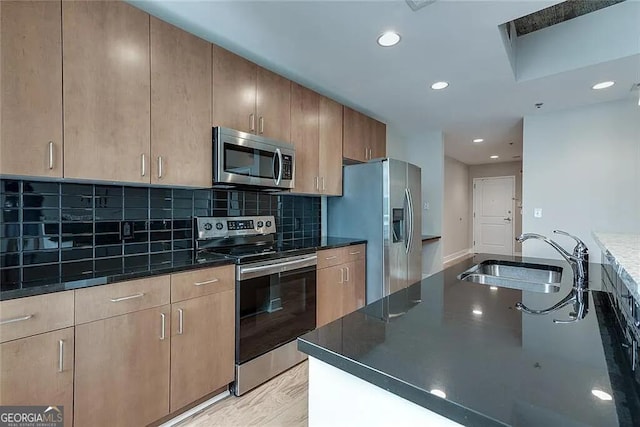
[214,128,294,189]
[236,254,317,364]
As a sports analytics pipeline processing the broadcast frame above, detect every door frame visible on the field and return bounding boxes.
[472,175,516,255]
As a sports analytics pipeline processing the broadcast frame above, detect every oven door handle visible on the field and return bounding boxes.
[239,255,317,277]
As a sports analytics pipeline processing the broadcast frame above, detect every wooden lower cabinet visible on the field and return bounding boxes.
[0,327,74,427]
[170,290,235,411]
[317,258,366,328]
[74,305,171,427]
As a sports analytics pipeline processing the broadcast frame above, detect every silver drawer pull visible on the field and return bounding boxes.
[345,266,350,282]
[325,255,338,260]
[0,314,33,325]
[48,141,54,169]
[349,251,361,255]
[177,308,184,335]
[160,313,166,340]
[194,278,219,286]
[58,340,64,373]
[110,293,145,303]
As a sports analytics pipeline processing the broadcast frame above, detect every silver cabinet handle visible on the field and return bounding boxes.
[349,251,361,255]
[58,340,64,373]
[194,278,219,286]
[345,266,350,282]
[364,147,368,160]
[48,141,54,169]
[339,267,344,284]
[158,156,163,179]
[325,255,337,260]
[369,148,372,159]
[177,308,184,335]
[259,116,264,134]
[0,314,33,325]
[141,153,146,177]
[315,176,319,191]
[110,293,144,303]
[321,176,325,191]
[250,114,255,132]
[160,313,166,340]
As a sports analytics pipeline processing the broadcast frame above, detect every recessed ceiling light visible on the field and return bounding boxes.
[490,155,499,159]
[472,309,483,315]
[430,389,447,399]
[377,31,401,47]
[591,389,613,401]
[592,81,615,90]
[431,81,449,90]
[473,138,484,143]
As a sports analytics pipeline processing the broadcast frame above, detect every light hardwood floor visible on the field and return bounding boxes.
[179,361,308,427]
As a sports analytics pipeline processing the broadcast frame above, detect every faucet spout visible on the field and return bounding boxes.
[516,233,574,264]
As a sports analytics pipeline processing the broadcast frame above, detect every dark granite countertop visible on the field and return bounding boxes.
[0,237,366,301]
[299,253,640,426]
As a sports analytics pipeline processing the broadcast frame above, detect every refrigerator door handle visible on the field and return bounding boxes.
[404,188,411,254]
[407,188,414,253]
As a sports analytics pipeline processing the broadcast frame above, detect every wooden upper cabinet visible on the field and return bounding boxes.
[0,0,62,177]
[371,119,386,159]
[62,1,150,183]
[150,18,212,187]
[342,107,368,162]
[213,45,292,142]
[290,83,320,194]
[212,45,257,134]
[256,67,291,142]
[319,96,343,196]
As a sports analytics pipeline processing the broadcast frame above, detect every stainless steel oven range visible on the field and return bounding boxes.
[195,216,316,396]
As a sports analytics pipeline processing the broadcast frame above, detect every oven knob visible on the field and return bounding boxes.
[257,221,264,228]
[266,220,272,227]
[204,223,213,231]
[215,222,224,230]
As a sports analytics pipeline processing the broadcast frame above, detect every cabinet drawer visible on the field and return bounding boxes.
[317,248,344,269]
[343,244,366,262]
[0,291,74,343]
[171,265,235,303]
[75,276,170,324]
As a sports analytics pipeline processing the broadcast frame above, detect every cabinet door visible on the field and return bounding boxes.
[344,259,366,315]
[256,67,291,142]
[317,265,346,328]
[0,0,62,177]
[63,1,150,183]
[212,45,256,133]
[319,96,343,196]
[290,83,320,194]
[371,119,386,160]
[150,18,212,187]
[170,290,235,411]
[0,328,74,427]
[75,306,171,427]
[342,107,367,162]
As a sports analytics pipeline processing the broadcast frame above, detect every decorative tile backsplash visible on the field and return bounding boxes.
[0,179,321,292]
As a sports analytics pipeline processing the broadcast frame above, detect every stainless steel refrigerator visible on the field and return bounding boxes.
[327,158,422,304]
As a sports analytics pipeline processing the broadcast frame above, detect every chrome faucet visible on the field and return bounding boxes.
[516,230,589,289]
[515,230,589,324]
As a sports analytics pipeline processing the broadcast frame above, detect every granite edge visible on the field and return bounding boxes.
[592,232,640,301]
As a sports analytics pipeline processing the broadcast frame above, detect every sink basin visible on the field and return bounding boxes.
[457,260,562,293]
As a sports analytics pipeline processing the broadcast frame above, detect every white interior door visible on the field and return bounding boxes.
[473,176,515,255]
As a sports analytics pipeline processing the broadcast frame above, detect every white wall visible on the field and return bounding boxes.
[392,131,444,276]
[443,156,471,258]
[468,161,523,254]
[522,99,640,260]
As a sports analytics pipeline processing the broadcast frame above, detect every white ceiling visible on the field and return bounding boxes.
[132,0,640,165]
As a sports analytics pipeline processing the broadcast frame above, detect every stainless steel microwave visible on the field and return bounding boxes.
[213,127,295,189]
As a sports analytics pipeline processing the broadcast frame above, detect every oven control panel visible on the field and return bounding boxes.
[196,216,276,239]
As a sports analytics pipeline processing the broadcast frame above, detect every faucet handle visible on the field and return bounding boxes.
[553,230,588,253]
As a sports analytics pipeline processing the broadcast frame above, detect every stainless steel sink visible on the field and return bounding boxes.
[457,260,562,293]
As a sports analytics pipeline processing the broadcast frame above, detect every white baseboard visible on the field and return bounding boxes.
[514,251,522,256]
[160,390,230,426]
[443,248,471,264]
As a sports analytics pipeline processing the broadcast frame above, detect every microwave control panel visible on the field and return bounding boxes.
[282,155,293,180]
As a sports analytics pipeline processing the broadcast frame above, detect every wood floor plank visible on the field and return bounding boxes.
[179,361,308,427]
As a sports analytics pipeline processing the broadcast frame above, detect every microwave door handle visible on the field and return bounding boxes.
[275,148,283,186]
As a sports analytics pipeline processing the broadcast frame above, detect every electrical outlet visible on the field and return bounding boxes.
[120,221,134,241]
[423,202,430,210]
[534,208,543,218]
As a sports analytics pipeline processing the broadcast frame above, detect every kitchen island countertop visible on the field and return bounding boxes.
[299,253,640,426]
